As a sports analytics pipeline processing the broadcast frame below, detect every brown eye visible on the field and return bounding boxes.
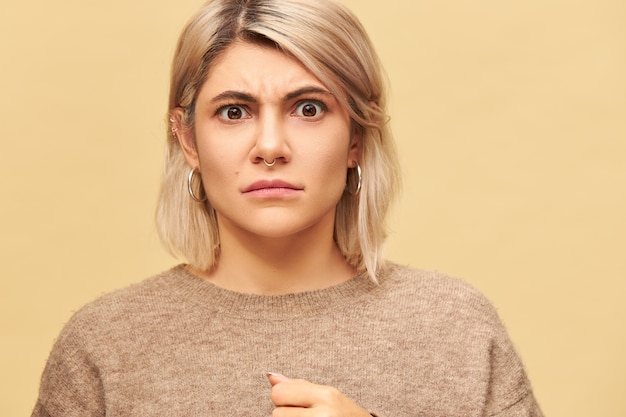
[218,105,249,120]
[227,107,242,119]
[295,101,326,118]
[302,104,317,117]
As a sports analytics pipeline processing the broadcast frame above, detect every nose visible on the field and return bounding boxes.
[250,110,291,166]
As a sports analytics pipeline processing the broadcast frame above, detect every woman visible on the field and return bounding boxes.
[32,0,543,416]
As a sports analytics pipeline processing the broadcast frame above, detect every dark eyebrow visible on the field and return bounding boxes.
[284,86,333,101]
[210,91,256,104]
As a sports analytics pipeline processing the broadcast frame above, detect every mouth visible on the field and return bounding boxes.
[242,179,304,195]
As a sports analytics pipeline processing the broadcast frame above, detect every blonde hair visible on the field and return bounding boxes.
[156,0,400,281]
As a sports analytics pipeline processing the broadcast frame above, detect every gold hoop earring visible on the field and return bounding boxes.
[187,167,207,202]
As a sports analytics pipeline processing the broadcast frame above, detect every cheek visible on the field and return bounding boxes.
[304,141,351,189]
[195,147,241,201]
[195,132,241,174]
[300,120,352,161]
[320,150,349,173]
[311,135,352,171]
[200,157,240,189]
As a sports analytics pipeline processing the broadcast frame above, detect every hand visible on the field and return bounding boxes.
[266,372,373,417]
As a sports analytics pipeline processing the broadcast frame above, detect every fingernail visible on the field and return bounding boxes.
[265,372,288,382]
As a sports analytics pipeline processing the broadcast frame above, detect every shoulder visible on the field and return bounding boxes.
[382,262,484,295]
[380,262,492,305]
[35,267,191,415]
[376,264,541,414]
[78,265,186,312]
[375,262,503,328]
[55,266,190,347]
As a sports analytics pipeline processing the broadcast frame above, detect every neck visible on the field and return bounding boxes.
[192,221,356,295]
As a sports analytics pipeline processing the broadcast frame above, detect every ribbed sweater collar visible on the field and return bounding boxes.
[164,264,383,320]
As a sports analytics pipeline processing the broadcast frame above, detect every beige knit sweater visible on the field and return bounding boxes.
[32,263,543,416]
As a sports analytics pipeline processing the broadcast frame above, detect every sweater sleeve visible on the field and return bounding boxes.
[489,393,544,417]
[31,314,106,417]
[483,309,543,417]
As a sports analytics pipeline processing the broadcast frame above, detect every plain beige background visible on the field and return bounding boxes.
[1,0,624,415]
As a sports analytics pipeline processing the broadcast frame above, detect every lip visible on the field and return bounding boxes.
[242,179,304,196]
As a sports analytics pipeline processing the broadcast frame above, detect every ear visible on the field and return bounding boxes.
[347,128,362,168]
[171,108,199,167]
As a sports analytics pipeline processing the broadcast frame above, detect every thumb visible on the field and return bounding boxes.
[266,372,290,386]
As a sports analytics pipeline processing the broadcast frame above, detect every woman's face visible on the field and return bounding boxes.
[178,41,359,241]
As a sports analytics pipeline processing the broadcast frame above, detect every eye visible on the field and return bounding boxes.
[294,101,326,118]
[217,105,250,120]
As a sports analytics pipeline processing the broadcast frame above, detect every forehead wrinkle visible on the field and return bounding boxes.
[199,43,333,106]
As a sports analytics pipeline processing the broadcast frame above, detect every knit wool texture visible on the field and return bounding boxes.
[32,263,543,416]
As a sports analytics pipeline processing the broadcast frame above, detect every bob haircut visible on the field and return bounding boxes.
[156,0,400,282]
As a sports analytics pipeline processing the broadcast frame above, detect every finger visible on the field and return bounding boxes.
[266,372,290,386]
[270,378,340,408]
[266,372,311,407]
[271,406,313,417]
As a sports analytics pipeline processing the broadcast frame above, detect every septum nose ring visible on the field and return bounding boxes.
[263,159,276,167]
